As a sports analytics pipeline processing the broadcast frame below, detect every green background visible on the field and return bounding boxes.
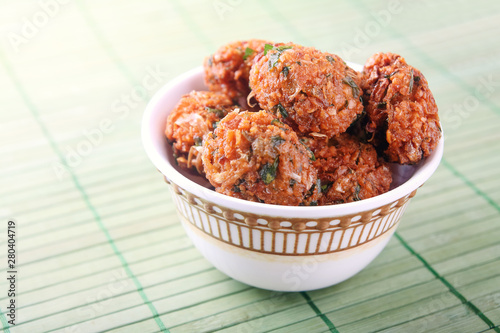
[1,0,500,332]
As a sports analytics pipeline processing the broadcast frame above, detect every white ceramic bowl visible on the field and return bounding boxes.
[142,64,444,291]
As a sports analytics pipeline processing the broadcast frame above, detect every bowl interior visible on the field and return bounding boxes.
[142,65,444,218]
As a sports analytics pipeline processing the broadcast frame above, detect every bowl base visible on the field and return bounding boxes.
[180,215,398,292]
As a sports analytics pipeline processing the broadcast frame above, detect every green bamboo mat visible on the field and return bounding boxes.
[1,0,500,332]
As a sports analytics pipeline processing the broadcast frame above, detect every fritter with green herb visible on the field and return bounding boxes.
[302,133,392,205]
[249,43,364,138]
[165,91,236,173]
[201,110,319,206]
[204,39,272,102]
[361,52,441,164]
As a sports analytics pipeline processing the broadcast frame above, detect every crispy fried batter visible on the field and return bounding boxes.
[165,91,236,173]
[361,52,441,164]
[302,133,392,205]
[204,39,272,101]
[249,43,363,138]
[202,110,319,206]
[165,43,445,205]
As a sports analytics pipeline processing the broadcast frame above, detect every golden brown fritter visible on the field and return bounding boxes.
[165,91,236,173]
[165,41,441,206]
[249,43,363,138]
[302,133,392,205]
[361,52,441,164]
[204,39,272,102]
[202,110,319,206]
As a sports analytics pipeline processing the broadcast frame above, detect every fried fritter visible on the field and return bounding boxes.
[165,91,236,173]
[361,52,441,164]
[249,43,363,138]
[302,133,392,205]
[202,110,319,206]
[204,39,272,102]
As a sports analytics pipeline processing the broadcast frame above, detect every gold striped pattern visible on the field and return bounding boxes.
[169,183,414,255]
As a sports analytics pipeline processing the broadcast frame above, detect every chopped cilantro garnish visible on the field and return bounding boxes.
[268,53,281,69]
[271,135,285,146]
[205,107,225,118]
[233,179,245,193]
[194,136,202,146]
[321,183,332,193]
[326,55,335,63]
[290,178,296,187]
[212,121,219,129]
[274,45,293,52]
[271,118,284,126]
[276,103,289,118]
[299,139,316,161]
[243,47,255,60]
[353,184,361,201]
[260,157,279,184]
[263,44,293,69]
[309,149,316,161]
[263,43,274,55]
[342,76,360,99]
[282,66,290,77]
